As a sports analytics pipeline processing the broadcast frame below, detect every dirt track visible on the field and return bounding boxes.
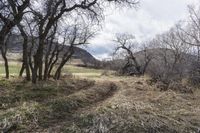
[69,76,200,133]
[0,76,200,132]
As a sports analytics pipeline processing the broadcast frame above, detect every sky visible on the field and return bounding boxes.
[83,0,199,60]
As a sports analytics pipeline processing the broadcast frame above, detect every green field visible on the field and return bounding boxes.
[0,63,107,78]
[0,64,21,75]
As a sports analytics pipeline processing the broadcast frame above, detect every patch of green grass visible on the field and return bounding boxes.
[0,64,21,74]
[20,87,58,102]
[0,63,106,77]
[64,65,104,74]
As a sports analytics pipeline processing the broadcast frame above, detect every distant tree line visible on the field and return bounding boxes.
[0,0,138,83]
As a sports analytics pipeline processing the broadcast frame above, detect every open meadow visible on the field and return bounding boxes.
[0,65,200,132]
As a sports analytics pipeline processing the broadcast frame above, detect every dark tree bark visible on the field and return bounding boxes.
[47,45,62,78]
[43,24,58,80]
[1,47,9,79]
[18,24,31,81]
[54,46,74,80]
[0,33,12,79]
[0,28,11,79]
[29,38,34,73]
[19,64,25,77]
[0,0,30,79]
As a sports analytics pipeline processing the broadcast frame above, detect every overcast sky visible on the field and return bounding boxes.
[84,0,199,60]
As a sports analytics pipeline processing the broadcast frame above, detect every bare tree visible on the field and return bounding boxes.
[17,21,31,81]
[138,42,154,75]
[43,23,58,80]
[0,0,30,78]
[28,0,138,83]
[177,5,200,61]
[145,27,191,83]
[54,24,94,80]
[114,33,142,75]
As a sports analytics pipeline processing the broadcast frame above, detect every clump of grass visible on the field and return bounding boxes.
[62,123,82,133]
[61,77,200,133]
[0,79,14,88]
[47,82,117,118]
[0,64,21,75]
[0,102,42,132]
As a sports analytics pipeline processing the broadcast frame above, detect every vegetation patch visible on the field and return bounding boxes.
[0,78,117,132]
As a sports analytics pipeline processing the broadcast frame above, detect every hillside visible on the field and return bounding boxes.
[0,34,97,65]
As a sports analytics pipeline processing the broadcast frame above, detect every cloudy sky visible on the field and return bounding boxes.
[84,0,199,60]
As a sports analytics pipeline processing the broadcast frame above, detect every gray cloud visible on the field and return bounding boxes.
[85,0,199,60]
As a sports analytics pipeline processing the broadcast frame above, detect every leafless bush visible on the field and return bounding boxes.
[188,61,200,87]
[168,82,193,93]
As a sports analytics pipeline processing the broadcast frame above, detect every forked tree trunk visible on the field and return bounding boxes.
[0,33,9,79]
[18,24,31,81]
[44,40,53,80]
[1,48,9,79]
[29,37,34,73]
[54,48,74,80]
[0,34,10,79]
[19,63,25,77]
[32,39,44,83]
[47,45,62,78]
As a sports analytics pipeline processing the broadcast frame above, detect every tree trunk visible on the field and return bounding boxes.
[18,25,31,81]
[44,41,53,80]
[47,56,58,78]
[29,38,34,73]
[38,40,44,81]
[1,49,9,79]
[0,35,9,79]
[19,63,25,77]
[0,32,10,79]
[54,49,74,80]
[32,66,37,84]
[47,45,62,78]
[43,24,58,80]
[32,39,44,83]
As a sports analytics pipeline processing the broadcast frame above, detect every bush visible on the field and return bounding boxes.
[156,81,168,91]
[168,82,193,93]
[188,61,200,87]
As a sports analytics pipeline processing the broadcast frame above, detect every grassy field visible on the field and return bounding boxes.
[0,64,21,75]
[0,63,107,78]
[0,63,199,132]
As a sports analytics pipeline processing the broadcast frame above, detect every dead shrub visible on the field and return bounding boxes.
[188,61,200,87]
[168,82,193,94]
[156,82,169,91]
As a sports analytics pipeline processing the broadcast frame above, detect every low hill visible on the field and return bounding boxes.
[104,48,196,75]
[134,48,196,72]
[0,34,97,65]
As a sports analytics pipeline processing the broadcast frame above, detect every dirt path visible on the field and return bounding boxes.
[29,73,199,132]
[39,80,118,132]
[68,75,200,133]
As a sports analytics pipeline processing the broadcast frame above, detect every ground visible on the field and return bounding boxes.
[0,65,200,133]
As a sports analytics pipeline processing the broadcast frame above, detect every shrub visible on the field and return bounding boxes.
[168,82,193,93]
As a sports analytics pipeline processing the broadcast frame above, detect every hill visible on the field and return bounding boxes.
[108,48,196,73]
[0,34,97,65]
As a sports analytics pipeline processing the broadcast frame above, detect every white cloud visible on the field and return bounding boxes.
[85,0,199,60]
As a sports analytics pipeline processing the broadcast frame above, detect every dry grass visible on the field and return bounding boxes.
[62,76,200,133]
[0,74,199,132]
[0,77,117,132]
